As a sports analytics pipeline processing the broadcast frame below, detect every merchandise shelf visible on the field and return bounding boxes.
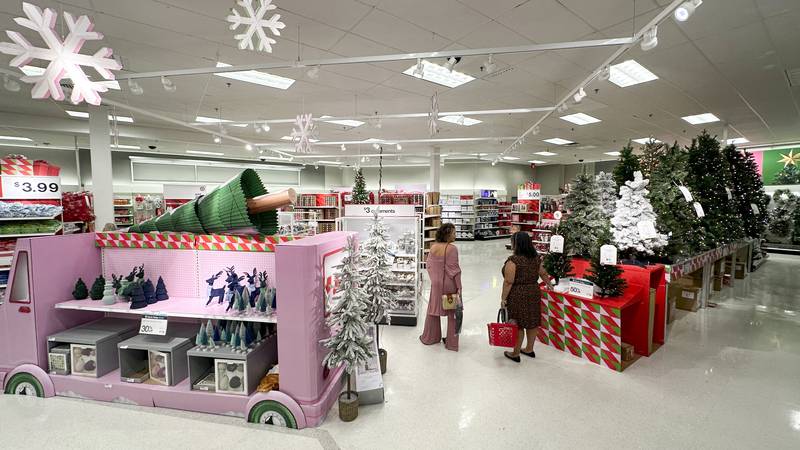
[0,214,60,221]
[55,297,278,324]
[0,226,63,238]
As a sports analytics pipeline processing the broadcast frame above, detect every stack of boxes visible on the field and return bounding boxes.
[668,270,703,314]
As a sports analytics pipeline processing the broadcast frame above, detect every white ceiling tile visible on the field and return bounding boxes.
[495,0,595,43]
[377,0,488,41]
[351,9,451,52]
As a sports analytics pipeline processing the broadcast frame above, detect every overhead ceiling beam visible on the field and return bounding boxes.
[116,38,635,80]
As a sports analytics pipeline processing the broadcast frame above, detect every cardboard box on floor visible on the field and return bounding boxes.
[725,262,746,279]
[668,283,701,312]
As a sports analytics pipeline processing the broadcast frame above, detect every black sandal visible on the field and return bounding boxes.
[504,352,520,363]
[521,350,536,358]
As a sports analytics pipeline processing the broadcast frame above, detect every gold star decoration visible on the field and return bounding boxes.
[778,149,800,168]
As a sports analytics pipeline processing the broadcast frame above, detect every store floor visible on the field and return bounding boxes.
[2,242,799,449]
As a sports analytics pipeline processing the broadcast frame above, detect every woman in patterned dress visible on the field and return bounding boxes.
[501,232,554,362]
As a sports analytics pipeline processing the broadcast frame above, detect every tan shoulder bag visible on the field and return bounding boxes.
[441,244,459,310]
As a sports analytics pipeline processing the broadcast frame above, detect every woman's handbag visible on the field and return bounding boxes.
[488,308,518,348]
[441,244,459,310]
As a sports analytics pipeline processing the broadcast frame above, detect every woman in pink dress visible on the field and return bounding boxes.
[419,223,462,352]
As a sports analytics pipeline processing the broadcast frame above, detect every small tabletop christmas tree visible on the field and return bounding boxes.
[586,230,627,298]
[143,279,157,305]
[562,172,606,257]
[89,276,105,301]
[613,143,642,188]
[611,171,668,258]
[351,168,369,204]
[155,276,169,301]
[130,283,148,309]
[361,211,398,360]
[542,224,573,284]
[321,236,373,405]
[596,171,617,221]
[72,278,89,300]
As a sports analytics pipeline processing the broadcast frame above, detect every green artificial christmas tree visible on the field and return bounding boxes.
[792,207,800,245]
[638,140,667,179]
[89,276,105,301]
[768,189,797,238]
[773,165,800,185]
[649,143,708,258]
[724,145,769,238]
[585,229,627,298]
[561,172,606,257]
[686,131,744,246]
[72,278,89,300]
[352,168,369,204]
[613,143,641,188]
[541,224,573,284]
[595,171,617,220]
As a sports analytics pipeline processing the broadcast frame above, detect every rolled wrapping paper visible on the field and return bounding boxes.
[246,188,296,214]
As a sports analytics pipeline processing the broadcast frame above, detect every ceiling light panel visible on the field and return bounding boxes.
[66,110,134,123]
[439,115,482,126]
[543,138,573,145]
[402,60,475,88]
[280,135,318,143]
[604,151,621,156]
[727,138,749,145]
[560,113,601,125]
[0,135,32,141]
[534,151,557,156]
[632,138,662,144]
[682,113,720,124]
[528,160,547,164]
[196,116,231,124]
[214,62,295,90]
[21,65,120,90]
[608,60,659,87]
[502,156,520,160]
[320,116,365,127]
[186,150,224,156]
[111,144,141,150]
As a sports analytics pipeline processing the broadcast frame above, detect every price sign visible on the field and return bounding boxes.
[678,186,693,202]
[518,189,540,200]
[725,187,733,200]
[600,244,618,266]
[637,220,658,239]
[0,175,61,199]
[549,235,564,253]
[139,315,168,336]
[568,278,594,300]
[750,203,760,214]
[693,202,705,218]
[553,211,563,220]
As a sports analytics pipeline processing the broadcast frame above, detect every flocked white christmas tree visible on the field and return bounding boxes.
[360,211,398,363]
[321,235,373,399]
[611,171,668,257]
[596,171,617,220]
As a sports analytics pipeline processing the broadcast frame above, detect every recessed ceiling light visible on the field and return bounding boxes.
[0,135,32,141]
[402,59,475,88]
[609,60,658,87]
[560,113,601,125]
[727,137,749,145]
[632,138,662,144]
[528,160,547,164]
[439,115,482,126]
[543,138,573,145]
[604,151,622,156]
[319,116,365,127]
[214,62,295,90]
[682,113,720,125]
[196,116,231,124]
[316,160,342,165]
[111,144,141,150]
[534,151,558,156]
[21,65,120,90]
[187,150,224,156]
[66,110,134,123]
[470,153,488,156]
[502,156,520,160]
[281,135,319,143]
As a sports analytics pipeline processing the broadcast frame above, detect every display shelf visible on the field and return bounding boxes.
[0,214,60,221]
[424,226,438,231]
[475,234,509,240]
[0,226,63,238]
[54,297,278,324]
[391,268,416,273]
[294,205,339,209]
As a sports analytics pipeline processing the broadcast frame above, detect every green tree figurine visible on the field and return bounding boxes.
[89,276,105,301]
[72,278,89,300]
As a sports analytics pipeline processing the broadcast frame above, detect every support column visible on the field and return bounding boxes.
[429,146,441,192]
[89,106,114,229]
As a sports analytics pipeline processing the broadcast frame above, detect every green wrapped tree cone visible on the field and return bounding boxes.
[154,211,175,232]
[170,201,205,234]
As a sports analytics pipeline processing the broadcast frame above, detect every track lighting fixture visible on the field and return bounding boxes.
[245,143,253,151]
[674,0,702,22]
[361,156,366,163]
[443,56,460,72]
[491,160,497,166]
[396,143,402,151]
[213,135,221,144]
[307,65,320,79]
[573,87,586,103]
[532,126,540,136]
[161,76,176,92]
[3,75,20,92]
[481,54,497,75]
[599,66,610,81]
[413,58,424,77]
[128,78,143,95]
[641,26,658,51]
[254,123,262,133]
[372,143,380,150]
[341,144,347,151]
[557,103,568,113]
[261,123,270,133]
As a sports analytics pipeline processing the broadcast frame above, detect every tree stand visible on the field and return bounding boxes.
[378,349,387,375]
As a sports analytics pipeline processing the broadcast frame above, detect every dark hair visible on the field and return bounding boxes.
[435,223,455,243]
[511,232,538,259]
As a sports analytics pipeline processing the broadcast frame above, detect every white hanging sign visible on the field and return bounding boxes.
[518,189,540,200]
[0,175,61,199]
[750,203,760,214]
[600,244,618,266]
[139,315,168,336]
[345,204,417,217]
[678,186,693,202]
[637,220,658,239]
[568,278,594,300]
[693,202,705,218]
[725,187,733,200]
[549,235,564,253]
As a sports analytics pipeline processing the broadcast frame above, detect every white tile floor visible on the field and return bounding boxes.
[2,241,799,449]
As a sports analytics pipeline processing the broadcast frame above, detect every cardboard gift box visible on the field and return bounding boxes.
[425,205,442,215]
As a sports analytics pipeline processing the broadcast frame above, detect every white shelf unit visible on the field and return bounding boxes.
[440,194,475,240]
[475,197,507,239]
[294,193,341,234]
[113,195,134,227]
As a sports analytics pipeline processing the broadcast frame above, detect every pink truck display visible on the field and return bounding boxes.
[0,231,350,429]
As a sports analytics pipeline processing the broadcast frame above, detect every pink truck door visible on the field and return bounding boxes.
[2,250,39,368]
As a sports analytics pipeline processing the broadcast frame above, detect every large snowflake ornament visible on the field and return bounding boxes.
[227,0,285,53]
[0,2,121,105]
[428,92,440,137]
[291,113,317,154]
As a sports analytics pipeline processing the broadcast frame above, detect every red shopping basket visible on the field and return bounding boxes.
[488,309,518,348]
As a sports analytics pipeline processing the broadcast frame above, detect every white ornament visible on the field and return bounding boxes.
[0,2,122,105]
[226,0,285,53]
[291,113,316,154]
[428,92,440,136]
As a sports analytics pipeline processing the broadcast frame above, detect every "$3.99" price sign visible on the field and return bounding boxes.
[0,176,61,199]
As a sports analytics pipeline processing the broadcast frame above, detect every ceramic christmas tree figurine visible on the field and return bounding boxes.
[101,282,116,305]
[219,327,229,346]
[586,230,627,298]
[155,276,169,301]
[205,320,216,349]
[72,278,89,300]
[130,283,148,309]
[143,279,157,305]
[255,289,267,314]
[611,171,668,258]
[241,288,251,312]
[195,323,208,349]
[238,323,248,353]
[89,276,105,301]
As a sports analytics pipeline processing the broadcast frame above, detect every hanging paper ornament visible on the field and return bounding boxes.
[291,113,317,154]
[0,2,122,105]
[226,0,285,53]
[428,92,440,137]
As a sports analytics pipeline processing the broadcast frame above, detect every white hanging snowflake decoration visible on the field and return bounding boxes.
[291,113,317,154]
[227,0,285,53]
[428,92,440,137]
[0,2,122,106]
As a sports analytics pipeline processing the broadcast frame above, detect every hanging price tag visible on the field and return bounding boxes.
[693,202,705,218]
[678,186,693,202]
[637,220,658,239]
[0,175,61,199]
[725,187,732,200]
[553,210,563,220]
[549,235,564,253]
[600,244,618,266]
[568,278,594,300]
[750,203,760,214]
[139,315,168,336]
